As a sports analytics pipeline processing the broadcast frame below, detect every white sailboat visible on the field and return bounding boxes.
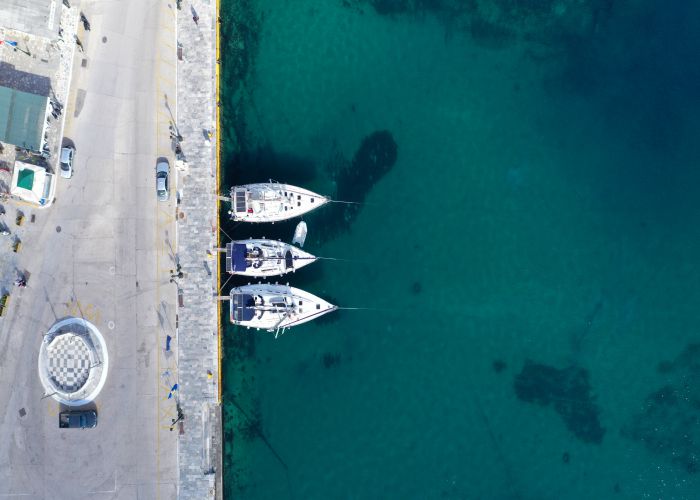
[229,182,329,223]
[225,239,317,277]
[229,284,336,335]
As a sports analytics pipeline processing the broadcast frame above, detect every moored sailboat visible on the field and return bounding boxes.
[228,284,336,335]
[228,182,329,223]
[225,239,317,277]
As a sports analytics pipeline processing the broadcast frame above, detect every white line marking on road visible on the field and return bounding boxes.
[88,471,117,494]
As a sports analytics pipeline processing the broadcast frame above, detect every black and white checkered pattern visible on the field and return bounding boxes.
[46,335,91,392]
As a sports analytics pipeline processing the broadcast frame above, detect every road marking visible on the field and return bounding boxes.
[87,470,117,494]
[157,75,175,87]
[153,5,178,498]
[216,0,223,402]
[46,401,58,416]
[158,208,176,222]
[159,405,177,420]
[65,300,101,324]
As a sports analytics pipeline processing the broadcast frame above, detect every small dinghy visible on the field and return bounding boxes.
[292,221,308,247]
[229,284,336,334]
[229,182,329,223]
[225,239,317,277]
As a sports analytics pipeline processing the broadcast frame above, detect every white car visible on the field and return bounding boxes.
[59,146,74,179]
[156,160,169,201]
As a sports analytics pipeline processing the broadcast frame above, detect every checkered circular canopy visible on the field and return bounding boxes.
[46,334,91,393]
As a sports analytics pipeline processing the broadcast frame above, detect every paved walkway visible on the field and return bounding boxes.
[176,0,222,498]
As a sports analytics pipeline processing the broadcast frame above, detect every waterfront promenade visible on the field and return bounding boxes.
[0,1,181,498]
[175,0,223,498]
[0,0,222,498]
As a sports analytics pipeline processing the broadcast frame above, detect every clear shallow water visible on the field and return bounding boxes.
[220,1,700,498]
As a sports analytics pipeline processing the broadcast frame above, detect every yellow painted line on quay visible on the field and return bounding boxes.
[157,74,175,87]
[216,0,223,404]
[153,1,178,497]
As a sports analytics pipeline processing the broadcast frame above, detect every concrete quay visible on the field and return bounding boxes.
[175,0,223,498]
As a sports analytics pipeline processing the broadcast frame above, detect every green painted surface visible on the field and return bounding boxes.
[0,86,47,151]
[16,168,34,190]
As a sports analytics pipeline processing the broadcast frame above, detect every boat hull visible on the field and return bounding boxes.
[225,239,317,277]
[229,284,336,332]
[229,183,329,223]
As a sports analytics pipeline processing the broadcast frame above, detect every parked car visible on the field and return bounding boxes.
[59,146,74,179]
[156,159,169,201]
[59,410,97,429]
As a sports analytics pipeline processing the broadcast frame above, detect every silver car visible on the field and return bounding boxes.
[59,146,74,179]
[156,159,169,201]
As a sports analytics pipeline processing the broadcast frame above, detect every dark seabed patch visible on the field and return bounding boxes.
[227,328,256,362]
[219,0,262,157]
[348,0,605,49]
[322,352,342,369]
[622,344,700,474]
[315,130,397,243]
[514,360,605,444]
[224,145,317,187]
[468,16,516,49]
[239,399,263,442]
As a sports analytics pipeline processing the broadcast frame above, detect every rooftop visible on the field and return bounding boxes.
[0,0,61,40]
[0,85,48,151]
[10,160,54,206]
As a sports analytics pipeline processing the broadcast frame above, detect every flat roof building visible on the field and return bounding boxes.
[0,0,61,40]
[10,160,55,206]
[0,85,48,151]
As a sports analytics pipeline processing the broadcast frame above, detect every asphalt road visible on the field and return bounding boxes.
[0,1,179,498]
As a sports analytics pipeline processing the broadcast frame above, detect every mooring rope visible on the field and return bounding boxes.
[336,306,396,312]
[329,199,363,205]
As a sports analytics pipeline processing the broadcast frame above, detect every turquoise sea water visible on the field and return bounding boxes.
[220,1,700,498]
